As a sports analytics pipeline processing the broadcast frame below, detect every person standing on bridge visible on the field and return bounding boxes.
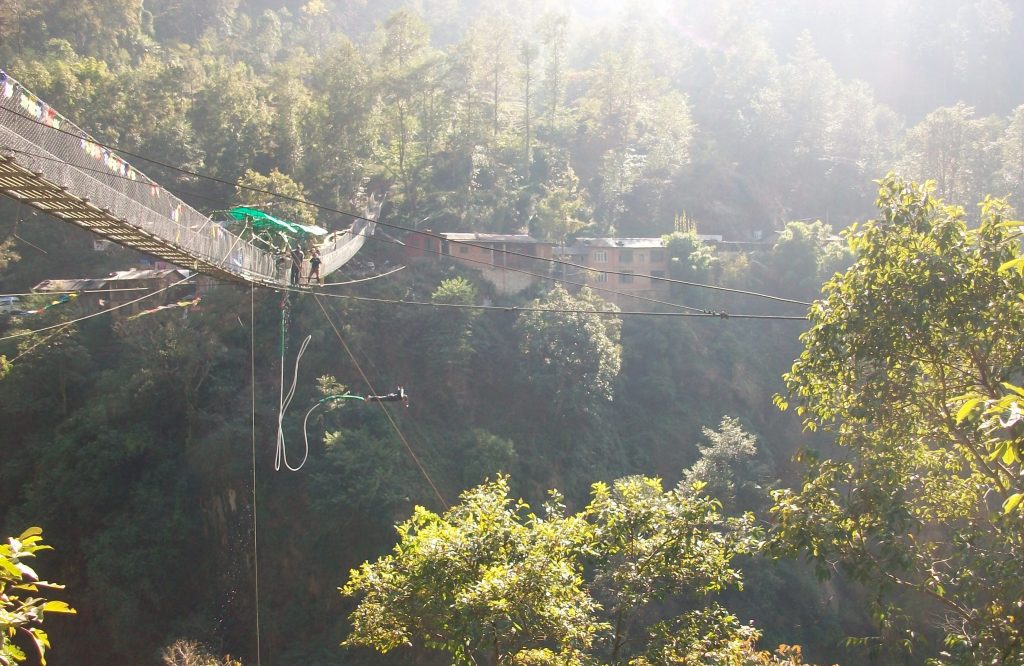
[307,247,322,285]
[290,246,304,285]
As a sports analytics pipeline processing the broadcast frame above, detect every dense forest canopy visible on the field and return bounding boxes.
[1,1,1023,664]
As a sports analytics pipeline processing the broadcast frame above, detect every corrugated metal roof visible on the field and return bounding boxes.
[105,268,191,281]
[573,237,665,249]
[33,269,192,292]
[33,278,103,292]
[440,232,543,244]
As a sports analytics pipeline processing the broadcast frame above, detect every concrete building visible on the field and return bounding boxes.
[405,231,554,294]
[555,237,672,306]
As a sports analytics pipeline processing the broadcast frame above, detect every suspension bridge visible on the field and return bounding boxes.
[0,70,377,288]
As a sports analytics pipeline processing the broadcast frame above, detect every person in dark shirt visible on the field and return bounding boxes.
[290,246,304,285]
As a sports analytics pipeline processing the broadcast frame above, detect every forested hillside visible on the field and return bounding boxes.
[1,1,1023,665]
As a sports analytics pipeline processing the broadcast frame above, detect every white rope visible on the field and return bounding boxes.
[302,402,321,464]
[319,264,406,286]
[275,333,312,472]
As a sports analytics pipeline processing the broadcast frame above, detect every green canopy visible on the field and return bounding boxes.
[293,222,328,236]
[227,207,327,237]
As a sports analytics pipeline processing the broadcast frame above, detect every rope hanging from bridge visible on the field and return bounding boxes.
[274,294,312,472]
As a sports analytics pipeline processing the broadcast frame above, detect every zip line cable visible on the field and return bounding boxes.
[313,293,448,509]
[4,326,64,366]
[0,274,194,342]
[275,283,809,320]
[1,107,811,307]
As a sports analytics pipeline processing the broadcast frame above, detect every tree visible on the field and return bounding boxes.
[189,60,273,179]
[0,0,43,57]
[998,104,1024,207]
[303,36,373,209]
[234,168,316,228]
[663,230,717,280]
[36,0,140,60]
[342,477,599,665]
[518,40,539,172]
[370,10,435,211]
[463,10,516,147]
[160,640,241,666]
[531,155,587,244]
[342,475,779,665]
[898,103,995,209]
[423,277,479,402]
[1,527,75,665]
[765,220,851,297]
[538,12,569,132]
[682,416,766,513]
[0,237,17,274]
[515,285,621,414]
[772,176,1024,663]
[586,475,757,663]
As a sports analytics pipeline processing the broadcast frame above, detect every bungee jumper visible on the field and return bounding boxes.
[365,386,408,404]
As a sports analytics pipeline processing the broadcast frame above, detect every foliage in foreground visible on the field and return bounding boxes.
[0,528,74,665]
[161,639,241,666]
[342,475,823,665]
[773,176,1024,663]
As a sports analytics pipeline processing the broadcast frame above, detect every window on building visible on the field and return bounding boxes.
[619,271,634,284]
[619,249,634,263]
[637,252,646,263]
[459,244,469,254]
[650,249,665,262]
[595,272,609,283]
[593,250,608,263]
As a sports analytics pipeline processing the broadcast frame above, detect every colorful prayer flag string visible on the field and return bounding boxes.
[126,296,201,321]
[10,293,76,316]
